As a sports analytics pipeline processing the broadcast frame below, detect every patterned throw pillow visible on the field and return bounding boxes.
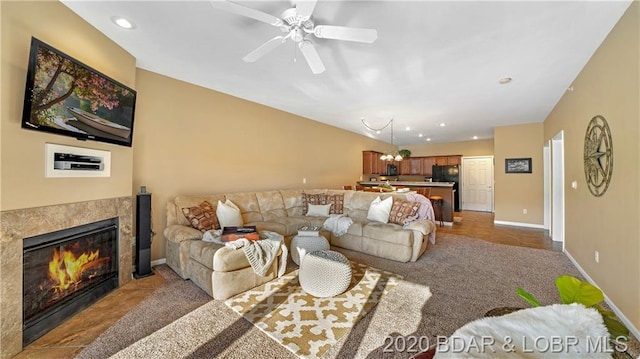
[326,193,344,214]
[182,201,220,232]
[388,200,422,226]
[302,193,327,215]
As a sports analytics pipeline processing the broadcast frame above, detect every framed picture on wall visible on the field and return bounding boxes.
[505,158,532,173]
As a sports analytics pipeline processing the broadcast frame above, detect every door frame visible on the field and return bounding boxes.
[460,156,495,212]
[551,131,565,248]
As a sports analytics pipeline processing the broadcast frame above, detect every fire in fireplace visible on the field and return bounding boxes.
[22,218,119,346]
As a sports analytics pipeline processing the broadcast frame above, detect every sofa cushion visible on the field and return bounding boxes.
[363,222,413,246]
[306,203,332,216]
[182,201,220,232]
[190,240,225,271]
[225,192,263,223]
[388,200,421,225]
[216,199,243,228]
[302,192,327,215]
[244,221,287,236]
[273,217,313,236]
[366,196,393,223]
[280,189,305,216]
[326,193,344,214]
[173,194,226,226]
[212,246,252,272]
[255,191,287,221]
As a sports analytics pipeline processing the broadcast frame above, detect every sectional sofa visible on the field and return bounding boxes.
[164,189,436,299]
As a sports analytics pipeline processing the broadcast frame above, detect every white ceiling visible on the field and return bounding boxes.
[60,0,631,146]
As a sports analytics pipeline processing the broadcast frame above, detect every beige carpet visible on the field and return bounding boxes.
[224,261,404,359]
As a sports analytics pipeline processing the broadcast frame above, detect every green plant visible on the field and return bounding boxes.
[517,275,629,339]
[398,149,411,158]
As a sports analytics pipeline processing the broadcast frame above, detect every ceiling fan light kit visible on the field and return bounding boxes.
[212,0,378,74]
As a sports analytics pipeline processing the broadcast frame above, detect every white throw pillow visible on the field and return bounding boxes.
[366,196,393,223]
[306,203,332,217]
[216,199,243,228]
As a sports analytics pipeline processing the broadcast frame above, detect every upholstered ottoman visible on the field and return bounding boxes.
[290,235,330,265]
[299,250,352,297]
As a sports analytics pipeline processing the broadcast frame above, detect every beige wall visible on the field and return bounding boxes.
[0,1,135,211]
[493,123,544,225]
[405,139,494,157]
[133,69,389,260]
[544,2,639,330]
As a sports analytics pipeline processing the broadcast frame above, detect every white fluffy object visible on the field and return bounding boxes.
[366,196,393,223]
[434,303,610,358]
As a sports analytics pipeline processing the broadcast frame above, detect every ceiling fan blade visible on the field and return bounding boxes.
[243,36,286,62]
[313,25,378,43]
[298,41,325,74]
[210,1,284,27]
[294,0,317,19]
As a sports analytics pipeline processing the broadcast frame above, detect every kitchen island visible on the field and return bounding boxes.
[357,181,456,224]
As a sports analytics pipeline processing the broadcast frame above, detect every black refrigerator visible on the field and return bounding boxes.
[432,165,460,212]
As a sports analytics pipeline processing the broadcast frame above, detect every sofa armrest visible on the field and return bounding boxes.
[164,224,203,243]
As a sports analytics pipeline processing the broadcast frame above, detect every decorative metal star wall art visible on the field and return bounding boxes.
[583,115,613,197]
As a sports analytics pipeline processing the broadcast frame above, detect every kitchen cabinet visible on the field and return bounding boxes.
[433,157,448,166]
[410,158,422,175]
[399,160,411,175]
[363,151,383,174]
[422,157,434,176]
[447,156,462,165]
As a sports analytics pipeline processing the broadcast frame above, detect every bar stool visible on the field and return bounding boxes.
[429,195,444,226]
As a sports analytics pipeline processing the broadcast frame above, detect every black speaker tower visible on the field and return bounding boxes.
[134,187,154,278]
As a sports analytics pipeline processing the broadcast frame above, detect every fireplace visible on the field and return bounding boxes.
[22,218,119,346]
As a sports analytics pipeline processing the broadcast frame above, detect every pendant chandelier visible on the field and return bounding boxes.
[361,118,403,161]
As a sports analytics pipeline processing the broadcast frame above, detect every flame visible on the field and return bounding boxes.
[48,248,100,292]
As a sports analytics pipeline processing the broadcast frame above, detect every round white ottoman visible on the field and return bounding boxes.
[299,250,352,297]
[291,235,330,265]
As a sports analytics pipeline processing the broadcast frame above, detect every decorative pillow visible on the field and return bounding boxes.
[366,196,393,223]
[306,203,332,217]
[181,201,220,232]
[216,199,243,228]
[389,200,422,225]
[326,193,344,214]
[302,193,327,215]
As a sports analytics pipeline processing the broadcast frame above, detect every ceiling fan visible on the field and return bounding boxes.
[210,0,378,74]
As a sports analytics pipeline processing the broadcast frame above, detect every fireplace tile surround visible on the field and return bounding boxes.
[0,197,133,359]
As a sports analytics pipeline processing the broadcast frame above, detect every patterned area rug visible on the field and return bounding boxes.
[224,261,403,359]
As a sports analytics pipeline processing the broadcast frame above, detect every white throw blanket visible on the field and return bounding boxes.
[405,193,437,244]
[323,214,353,236]
[223,231,287,278]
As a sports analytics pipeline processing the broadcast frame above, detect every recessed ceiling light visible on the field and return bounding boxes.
[439,123,446,127]
[418,134,423,137]
[472,136,478,140]
[376,130,381,134]
[405,126,411,131]
[498,77,512,84]
[426,138,431,142]
[111,16,135,29]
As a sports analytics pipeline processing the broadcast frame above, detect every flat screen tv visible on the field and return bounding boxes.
[22,37,136,147]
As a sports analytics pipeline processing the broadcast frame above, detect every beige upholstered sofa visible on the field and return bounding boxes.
[164,189,436,299]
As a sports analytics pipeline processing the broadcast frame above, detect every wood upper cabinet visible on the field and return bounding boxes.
[422,157,434,176]
[433,157,448,166]
[399,160,411,175]
[410,158,422,175]
[363,151,382,174]
[447,156,462,165]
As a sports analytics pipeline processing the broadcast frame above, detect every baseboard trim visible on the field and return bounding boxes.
[493,220,544,229]
[564,249,640,341]
[151,258,167,267]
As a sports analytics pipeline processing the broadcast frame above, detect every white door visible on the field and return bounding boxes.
[461,156,494,212]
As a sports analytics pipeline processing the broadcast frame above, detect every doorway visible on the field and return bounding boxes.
[551,131,565,247]
[461,156,494,212]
